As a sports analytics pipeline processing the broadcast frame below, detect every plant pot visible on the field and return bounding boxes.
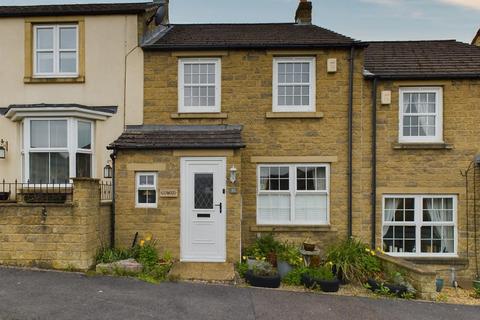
[301,274,317,289]
[333,265,348,285]
[384,283,408,297]
[277,260,293,279]
[473,280,480,290]
[266,252,277,267]
[0,192,10,201]
[366,278,380,291]
[303,243,316,251]
[436,278,444,293]
[318,279,340,293]
[245,270,281,288]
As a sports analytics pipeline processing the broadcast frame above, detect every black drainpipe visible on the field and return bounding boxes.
[371,78,378,249]
[110,150,117,248]
[347,46,355,238]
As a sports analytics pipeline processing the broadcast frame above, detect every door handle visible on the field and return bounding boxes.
[215,202,222,213]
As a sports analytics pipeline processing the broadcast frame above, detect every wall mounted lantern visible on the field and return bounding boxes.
[103,162,113,179]
[229,165,237,184]
[0,139,8,159]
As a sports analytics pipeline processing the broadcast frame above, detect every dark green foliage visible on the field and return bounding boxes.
[282,266,310,286]
[95,247,133,264]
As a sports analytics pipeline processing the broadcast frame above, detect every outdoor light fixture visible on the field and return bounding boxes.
[0,139,8,159]
[229,165,237,184]
[103,162,113,179]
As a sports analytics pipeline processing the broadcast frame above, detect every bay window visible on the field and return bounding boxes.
[399,87,443,143]
[382,195,456,257]
[23,118,94,183]
[257,164,329,225]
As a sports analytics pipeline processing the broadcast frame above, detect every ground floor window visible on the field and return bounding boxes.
[135,172,157,208]
[382,195,456,256]
[23,118,94,184]
[256,164,329,225]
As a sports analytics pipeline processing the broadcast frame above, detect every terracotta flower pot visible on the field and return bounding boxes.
[303,242,315,251]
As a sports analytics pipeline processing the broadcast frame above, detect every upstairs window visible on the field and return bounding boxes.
[33,24,78,77]
[273,57,316,112]
[178,58,221,113]
[399,87,443,143]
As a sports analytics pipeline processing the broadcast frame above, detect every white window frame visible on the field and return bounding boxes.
[33,24,79,78]
[22,117,95,184]
[178,57,221,113]
[135,172,158,208]
[382,194,457,258]
[272,57,316,112]
[256,163,329,226]
[398,87,443,143]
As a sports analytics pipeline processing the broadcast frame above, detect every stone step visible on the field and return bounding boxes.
[169,262,235,282]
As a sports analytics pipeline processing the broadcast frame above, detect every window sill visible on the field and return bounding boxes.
[392,142,453,150]
[265,112,324,119]
[405,257,468,266]
[250,225,334,232]
[24,76,85,84]
[171,112,228,119]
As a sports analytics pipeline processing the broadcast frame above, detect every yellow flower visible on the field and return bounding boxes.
[261,257,266,261]
[365,248,370,252]
[145,235,152,242]
[370,251,376,256]
[140,240,145,247]
[242,256,247,261]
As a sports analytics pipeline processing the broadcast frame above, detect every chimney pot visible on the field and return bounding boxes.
[295,0,312,25]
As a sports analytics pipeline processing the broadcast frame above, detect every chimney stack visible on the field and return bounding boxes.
[295,0,312,25]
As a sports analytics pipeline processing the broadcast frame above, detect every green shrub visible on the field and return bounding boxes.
[244,234,282,260]
[134,241,159,270]
[473,286,480,299]
[325,237,381,283]
[252,261,276,277]
[95,247,133,264]
[282,266,310,286]
[277,242,303,267]
[236,262,249,278]
[304,265,335,281]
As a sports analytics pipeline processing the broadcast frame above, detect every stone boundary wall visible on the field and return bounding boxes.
[378,253,437,300]
[0,178,111,270]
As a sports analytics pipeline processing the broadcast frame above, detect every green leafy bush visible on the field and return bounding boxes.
[277,242,303,267]
[95,247,133,264]
[244,234,281,259]
[304,265,335,281]
[252,261,276,277]
[282,266,310,286]
[473,286,480,299]
[325,237,381,283]
[236,262,249,278]
[134,241,159,270]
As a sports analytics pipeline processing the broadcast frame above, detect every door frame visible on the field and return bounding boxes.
[180,157,227,262]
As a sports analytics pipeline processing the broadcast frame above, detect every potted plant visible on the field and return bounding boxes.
[243,247,265,270]
[245,261,281,288]
[301,265,340,292]
[277,242,303,278]
[0,191,10,201]
[255,233,281,267]
[303,237,316,251]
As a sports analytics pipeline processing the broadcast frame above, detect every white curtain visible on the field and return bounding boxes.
[383,198,399,236]
[425,200,445,252]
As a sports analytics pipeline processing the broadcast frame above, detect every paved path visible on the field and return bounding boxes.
[0,267,477,320]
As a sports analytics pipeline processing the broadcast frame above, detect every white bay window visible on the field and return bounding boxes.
[257,164,329,225]
[382,195,456,257]
[23,118,93,183]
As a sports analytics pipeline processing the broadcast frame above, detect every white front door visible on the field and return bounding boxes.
[181,157,226,262]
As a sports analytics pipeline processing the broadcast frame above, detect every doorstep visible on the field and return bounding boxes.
[169,262,235,282]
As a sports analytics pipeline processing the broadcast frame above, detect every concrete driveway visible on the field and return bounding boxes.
[0,267,477,320]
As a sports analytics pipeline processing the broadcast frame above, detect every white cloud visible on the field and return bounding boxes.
[437,0,480,10]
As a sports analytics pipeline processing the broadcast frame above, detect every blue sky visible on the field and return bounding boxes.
[0,0,478,43]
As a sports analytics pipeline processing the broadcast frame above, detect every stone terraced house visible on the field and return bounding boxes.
[1,0,480,285]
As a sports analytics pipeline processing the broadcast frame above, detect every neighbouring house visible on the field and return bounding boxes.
[0,2,158,269]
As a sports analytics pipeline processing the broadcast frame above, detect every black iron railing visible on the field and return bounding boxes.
[0,180,72,203]
[100,181,113,201]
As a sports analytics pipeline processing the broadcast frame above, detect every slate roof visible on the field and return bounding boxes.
[142,23,363,50]
[0,104,117,115]
[109,125,245,150]
[0,2,157,17]
[364,40,480,79]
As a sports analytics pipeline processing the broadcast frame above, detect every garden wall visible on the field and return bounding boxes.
[0,178,111,270]
[378,253,437,300]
